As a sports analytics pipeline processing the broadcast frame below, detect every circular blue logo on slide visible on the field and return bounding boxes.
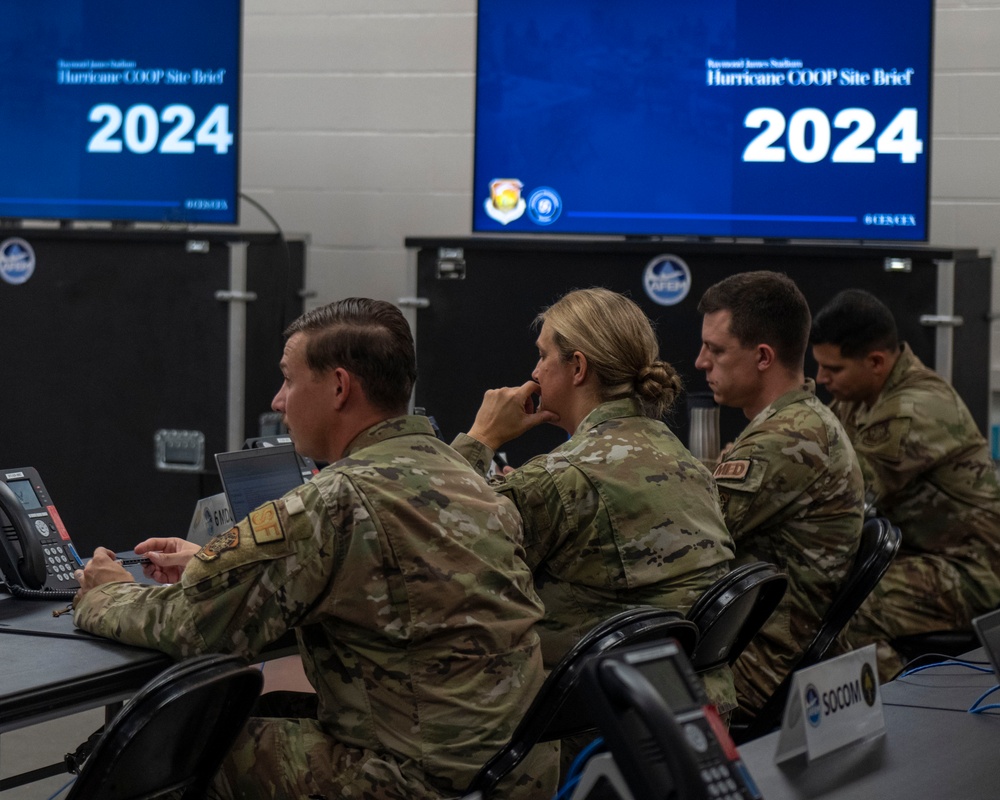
[0,238,35,285]
[643,254,691,306]
[527,187,562,225]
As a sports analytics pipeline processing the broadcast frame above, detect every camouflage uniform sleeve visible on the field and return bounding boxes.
[489,460,572,573]
[450,432,494,477]
[452,434,571,572]
[712,437,776,539]
[855,398,957,499]
[713,430,821,540]
[73,481,334,660]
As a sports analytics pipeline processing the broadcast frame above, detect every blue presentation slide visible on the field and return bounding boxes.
[473,1,933,241]
[0,1,241,224]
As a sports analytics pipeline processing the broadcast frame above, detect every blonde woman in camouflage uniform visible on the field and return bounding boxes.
[696,271,865,720]
[72,299,558,800]
[453,287,736,718]
[813,289,1000,679]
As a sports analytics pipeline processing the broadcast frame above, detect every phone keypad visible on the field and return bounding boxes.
[701,764,748,800]
[43,544,78,583]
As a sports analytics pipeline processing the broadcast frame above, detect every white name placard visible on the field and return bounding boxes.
[775,644,885,763]
[187,492,234,546]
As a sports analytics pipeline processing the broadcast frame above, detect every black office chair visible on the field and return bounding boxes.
[891,629,981,664]
[734,516,901,743]
[65,653,263,800]
[686,561,788,672]
[463,606,699,798]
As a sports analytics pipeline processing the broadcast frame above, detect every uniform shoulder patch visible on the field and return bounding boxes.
[859,420,891,446]
[714,459,751,481]
[856,417,908,461]
[196,526,240,562]
[249,501,286,545]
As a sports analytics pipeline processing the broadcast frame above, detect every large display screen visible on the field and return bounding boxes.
[0,1,241,225]
[473,1,933,241]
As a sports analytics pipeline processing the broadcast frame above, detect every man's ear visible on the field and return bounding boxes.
[330,367,352,410]
[867,350,890,378]
[756,343,777,372]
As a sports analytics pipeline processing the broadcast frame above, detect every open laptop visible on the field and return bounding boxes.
[972,607,1000,676]
[215,443,306,523]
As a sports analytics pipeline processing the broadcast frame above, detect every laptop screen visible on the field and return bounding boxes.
[215,444,306,523]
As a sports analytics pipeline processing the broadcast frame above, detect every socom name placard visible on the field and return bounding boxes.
[775,644,885,763]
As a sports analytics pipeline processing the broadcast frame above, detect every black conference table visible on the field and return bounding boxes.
[0,592,171,788]
[0,588,296,790]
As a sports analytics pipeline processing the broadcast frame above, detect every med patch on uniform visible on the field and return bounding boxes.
[714,459,751,481]
[249,501,286,545]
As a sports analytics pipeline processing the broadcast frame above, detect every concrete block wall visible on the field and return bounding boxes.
[932,2,1000,252]
[241,1,475,306]
[241,2,1000,330]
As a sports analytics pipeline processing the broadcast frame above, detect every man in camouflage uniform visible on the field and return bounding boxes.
[696,271,864,718]
[812,289,1000,678]
[72,299,558,799]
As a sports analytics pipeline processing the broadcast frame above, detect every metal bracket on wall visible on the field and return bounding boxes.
[153,429,206,472]
[919,314,964,327]
[436,247,466,280]
[931,258,958,384]
[214,289,258,303]
[397,296,430,309]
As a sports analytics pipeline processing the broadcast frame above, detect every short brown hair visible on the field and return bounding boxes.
[284,298,416,414]
[697,271,810,370]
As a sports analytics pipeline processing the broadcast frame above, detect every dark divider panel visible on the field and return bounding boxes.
[0,229,304,555]
[407,237,991,468]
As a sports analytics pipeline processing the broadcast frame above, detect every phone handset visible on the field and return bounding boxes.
[0,476,78,600]
[579,640,763,800]
[597,660,710,800]
[0,479,47,591]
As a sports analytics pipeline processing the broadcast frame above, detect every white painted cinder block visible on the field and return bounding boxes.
[935,8,1000,70]
[243,13,475,73]
[933,75,1000,136]
[932,139,1000,199]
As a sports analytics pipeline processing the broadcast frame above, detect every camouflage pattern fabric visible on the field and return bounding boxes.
[832,344,1000,677]
[74,416,558,800]
[712,381,864,716]
[454,397,737,717]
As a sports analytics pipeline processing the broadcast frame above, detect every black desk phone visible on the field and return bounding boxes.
[0,467,82,599]
[580,640,762,800]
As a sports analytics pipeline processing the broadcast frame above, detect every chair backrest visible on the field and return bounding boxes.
[738,516,901,742]
[685,561,788,672]
[464,607,699,797]
[66,653,263,800]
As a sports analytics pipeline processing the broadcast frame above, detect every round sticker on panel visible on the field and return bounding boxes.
[0,238,36,285]
[806,684,822,727]
[861,662,878,706]
[643,254,691,306]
